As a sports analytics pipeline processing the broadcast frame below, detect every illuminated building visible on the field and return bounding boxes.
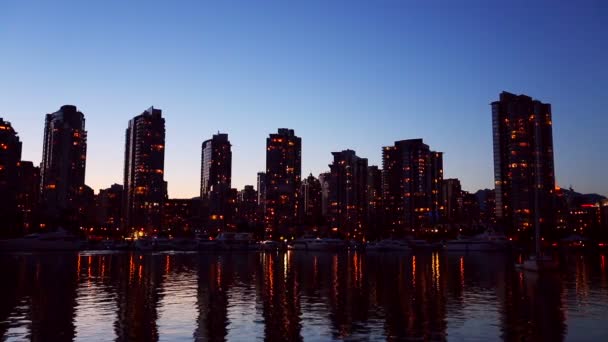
[328,149,368,239]
[40,105,87,226]
[200,133,233,231]
[200,133,232,199]
[382,139,443,234]
[0,118,23,236]
[492,92,555,235]
[123,107,166,234]
[265,128,301,235]
[96,184,123,232]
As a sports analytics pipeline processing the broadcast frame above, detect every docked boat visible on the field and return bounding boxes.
[101,239,130,251]
[408,239,442,251]
[0,229,86,251]
[134,238,155,251]
[260,240,284,251]
[443,231,509,252]
[366,239,411,252]
[215,232,257,251]
[289,237,347,251]
[171,238,198,251]
[195,233,220,251]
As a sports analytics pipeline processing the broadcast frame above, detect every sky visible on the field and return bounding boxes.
[1,0,606,198]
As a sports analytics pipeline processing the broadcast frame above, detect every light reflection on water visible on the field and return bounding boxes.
[0,251,607,341]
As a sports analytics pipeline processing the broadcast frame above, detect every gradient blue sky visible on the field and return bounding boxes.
[1,0,606,198]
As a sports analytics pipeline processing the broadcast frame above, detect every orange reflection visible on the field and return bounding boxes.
[459,257,465,290]
[412,255,416,288]
[165,254,171,275]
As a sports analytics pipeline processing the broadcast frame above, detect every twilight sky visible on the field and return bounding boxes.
[1,0,606,198]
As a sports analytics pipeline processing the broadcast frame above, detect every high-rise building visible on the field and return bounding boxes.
[123,107,166,234]
[200,133,232,199]
[256,172,267,222]
[328,150,368,239]
[200,133,233,232]
[16,161,41,233]
[265,128,301,235]
[382,139,443,235]
[367,165,383,239]
[441,178,463,223]
[492,91,556,236]
[40,105,87,227]
[300,174,323,227]
[319,172,331,218]
[0,118,23,236]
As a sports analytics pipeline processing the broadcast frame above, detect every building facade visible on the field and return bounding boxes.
[40,105,87,228]
[0,118,23,235]
[328,150,368,240]
[265,128,301,235]
[123,107,166,234]
[492,92,556,236]
[382,139,443,235]
[200,133,232,199]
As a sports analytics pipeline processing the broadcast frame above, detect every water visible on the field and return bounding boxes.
[0,251,607,341]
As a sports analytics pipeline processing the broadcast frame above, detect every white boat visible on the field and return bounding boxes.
[0,229,86,251]
[216,232,257,251]
[408,239,442,251]
[366,239,411,252]
[444,231,509,252]
[260,240,284,251]
[517,255,559,272]
[289,237,347,251]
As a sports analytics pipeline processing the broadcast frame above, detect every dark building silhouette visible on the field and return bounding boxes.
[256,172,267,221]
[0,118,23,235]
[367,165,383,239]
[237,185,258,226]
[382,139,443,235]
[40,105,87,228]
[328,150,368,239]
[300,173,323,229]
[200,133,233,232]
[319,172,331,218]
[16,161,41,233]
[123,107,166,235]
[492,92,556,236]
[441,178,463,223]
[96,184,123,232]
[265,128,301,236]
[162,198,202,236]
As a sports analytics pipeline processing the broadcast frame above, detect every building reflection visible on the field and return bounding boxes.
[113,253,165,341]
[194,254,230,342]
[258,251,302,341]
[2,251,606,341]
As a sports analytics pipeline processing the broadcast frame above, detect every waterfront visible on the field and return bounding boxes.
[0,251,607,341]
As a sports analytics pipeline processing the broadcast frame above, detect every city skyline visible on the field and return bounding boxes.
[1,1,607,198]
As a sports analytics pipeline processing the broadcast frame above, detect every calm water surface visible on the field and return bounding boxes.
[0,251,607,341]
